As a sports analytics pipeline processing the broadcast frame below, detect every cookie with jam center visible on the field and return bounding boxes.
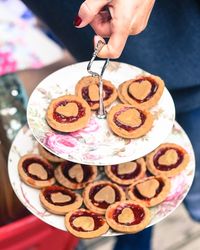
[118,74,164,109]
[18,154,55,188]
[105,158,146,185]
[40,185,82,215]
[75,76,117,110]
[46,95,91,132]
[105,200,151,233]
[128,176,171,207]
[107,103,154,139]
[55,161,97,190]
[146,143,190,177]
[65,209,109,238]
[83,180,126,215]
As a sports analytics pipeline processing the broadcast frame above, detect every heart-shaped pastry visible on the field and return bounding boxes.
[158,149,178,165]
[83,181,126,214]
[129,80,152,100]
[18,154,55,189]
[56,103,78,117]
[118,207,135,224]
[136,179,160,198]
[51,192,71,203]
[88,84,100,101]
[29,163,47,180]
[106,201,150,233]
[68,164,84,183]
[118,109,141,127]
[94,186,116,204]
[118,162,137,175]
[73,216,95,231]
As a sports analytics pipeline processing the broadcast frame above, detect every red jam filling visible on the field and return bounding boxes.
[113,107,146,132]
[128,77,158,103]
[53,101,85,123]
[22,158,54,180]
[111,162,141,180]
[113,204,145,225]
[153,147,184,171]
[43,186,76,206]
[133,178,164,201]
[61,162,93,183]
[81,84,113,107]
[69,211,104,232]
[89,184,121,209]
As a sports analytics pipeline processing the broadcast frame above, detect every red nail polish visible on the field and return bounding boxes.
[73,15,82,27]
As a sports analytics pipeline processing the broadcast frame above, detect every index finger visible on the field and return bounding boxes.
[95,20,130,59]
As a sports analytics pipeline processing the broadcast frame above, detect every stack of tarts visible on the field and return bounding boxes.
[46,74,164,139]
[18,69,189,238]
[17,140,189,239]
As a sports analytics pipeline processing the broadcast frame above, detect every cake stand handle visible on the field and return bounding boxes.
[87,41,109,119]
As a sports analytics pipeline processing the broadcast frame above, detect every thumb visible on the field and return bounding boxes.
[75,0,112,28]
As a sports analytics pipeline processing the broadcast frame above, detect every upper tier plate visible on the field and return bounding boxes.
[27,61,175,165]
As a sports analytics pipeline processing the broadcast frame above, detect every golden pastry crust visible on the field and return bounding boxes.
[118,83,127,104]
[46,95,91,132]
[18,154,55,189]
[107,104,154,139]
[83,181,126,215]
[75,76,118,110]
[118,75,164,109]
[38,144,64,163]
[105,200,151,233]
[65,209,109,238]
[39,185,82,215]
[146,143,190,177]
[128,176,171,207]
[105,158,146,185]
[54,162,97,190]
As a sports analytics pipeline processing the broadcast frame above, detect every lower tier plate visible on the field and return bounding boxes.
[8,122,195,236]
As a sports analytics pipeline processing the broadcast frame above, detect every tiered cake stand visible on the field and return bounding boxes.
[8,61,195,237]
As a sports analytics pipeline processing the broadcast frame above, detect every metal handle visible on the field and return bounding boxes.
[87,41,109,119]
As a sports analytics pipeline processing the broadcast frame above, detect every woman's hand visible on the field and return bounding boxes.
[74,0,155,58]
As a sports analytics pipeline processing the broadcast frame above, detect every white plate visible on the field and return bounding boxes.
[27,61,175,165]
[8,122,195,236]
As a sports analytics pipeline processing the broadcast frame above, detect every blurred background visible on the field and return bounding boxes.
[0,0,200,249]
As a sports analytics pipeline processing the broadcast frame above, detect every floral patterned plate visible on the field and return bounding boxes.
[27,61,175,165]
[8,122,195,236]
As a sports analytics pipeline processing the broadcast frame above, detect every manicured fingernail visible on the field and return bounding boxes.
[73,15,82,27]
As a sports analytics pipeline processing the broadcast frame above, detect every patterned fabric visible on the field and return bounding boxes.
[0,0,63,76]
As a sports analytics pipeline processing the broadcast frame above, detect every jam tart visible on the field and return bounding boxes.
[46,95,91,132]
[83,181,126,215]
[128,176,170,207]
[39,185,82,215]
[38,144,64,163]
[105,158,146,185]
[55,161,97,190]
[118,75,164,109]
[18,154,55,188]
[65,209,109,238]
[107,103,154,138]
[146,143,190,177]
[75,76,117,110]
[105,200,151,233]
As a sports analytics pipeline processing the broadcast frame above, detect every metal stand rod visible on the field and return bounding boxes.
[87,41,109,119]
